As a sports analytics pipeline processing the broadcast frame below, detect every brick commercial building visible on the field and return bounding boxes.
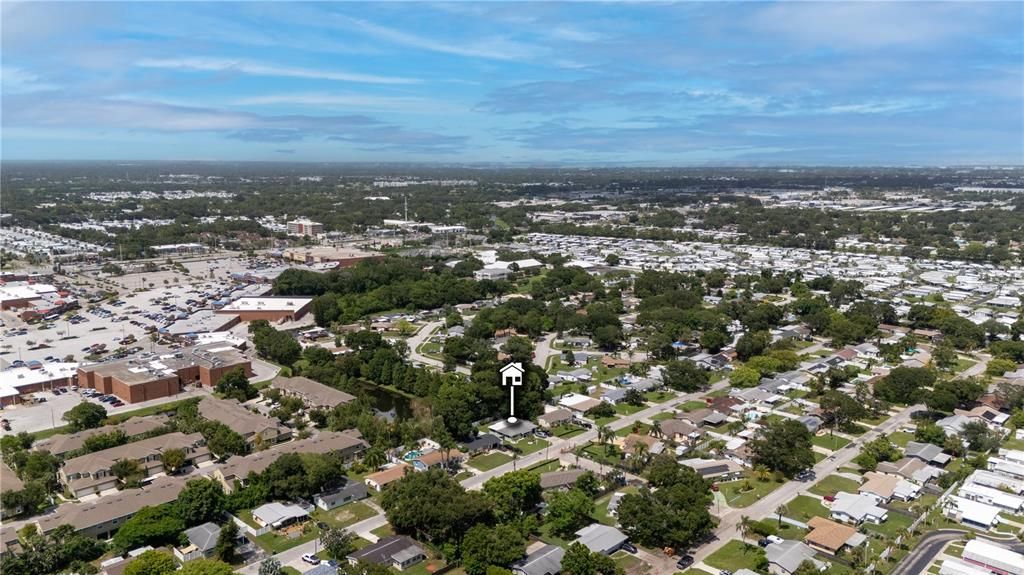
[0,362,78,407]
[281,246,384,268]
[215,296,313,322]
[77,344,252,404]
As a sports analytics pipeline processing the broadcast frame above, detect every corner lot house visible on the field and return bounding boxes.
[830,492,887,525]
[573,524,628,555]
[347,535,426,571]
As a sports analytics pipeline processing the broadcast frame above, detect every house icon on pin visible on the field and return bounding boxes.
[500,362,524,386]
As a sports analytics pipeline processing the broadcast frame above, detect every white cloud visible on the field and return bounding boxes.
[338,16,541,61]
[0,67,60,93]
[232,92,457,112]
[135,57,419,85]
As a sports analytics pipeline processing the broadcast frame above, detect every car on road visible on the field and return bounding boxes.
[676,555,694,569]
[301,554,320,565]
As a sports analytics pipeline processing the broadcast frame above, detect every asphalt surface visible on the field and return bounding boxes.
[889,530,965,575]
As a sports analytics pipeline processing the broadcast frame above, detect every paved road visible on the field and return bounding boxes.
[691,403,923,564]
[889,529,965,575]
[405,320,469,375]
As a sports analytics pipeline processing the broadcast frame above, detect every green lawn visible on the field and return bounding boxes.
[594,486,639,525]
[680,570,714,575]
[704,540,767,572]
[281,567,302,575]
[887,431,915,447]
[371,524,395,538]
[614,402,646,415]
[864,511,913,539]
[616,422,651,437]
[813,451,827,463]
[611,550,645,571]
[718,476,785,508]
[454,471,474,481]
[645,390,676,403]
[313,501,376,529]
[250,523,320,554]
[508,436,551,455]
[579,443,623,467]
[811,433,851,451]
[524,459,561,474]
[808,475,860,497]
[651,411,677,421]
[467,451,513,471]
[784,495,830,522]
[679,400,708,412]
[594,415,619,426]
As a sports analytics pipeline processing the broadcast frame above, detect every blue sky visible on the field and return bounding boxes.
[2,1,1022,165]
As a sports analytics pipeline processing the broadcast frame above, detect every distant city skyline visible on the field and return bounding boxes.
[2,1,1022,165]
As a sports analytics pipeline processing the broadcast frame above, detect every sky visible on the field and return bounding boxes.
[2,1,1022,165]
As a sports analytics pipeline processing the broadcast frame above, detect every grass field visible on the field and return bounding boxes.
[679,400,708,412]
[704,540,766,572]
[864,511,913,538]
[784,495,830,522]
[615,402,646,415]
[887,431,915,447]
[808,474,860,497]
[509,436,551,455]
[467,451,513,471]
[645,390,676,403]
[811,433,851,451]
[718,476,785,508]
[314,501,376,529]
[524,459,561,473]
[552,424,586,438]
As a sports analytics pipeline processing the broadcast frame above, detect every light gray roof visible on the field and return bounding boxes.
[573,524,627,554]
[540,469,586,489]
[251,502,308,526]
[316,481,368,506]
[905,441,943,462]
[765,540,823,573]
[512,544,565,575]
[183,522,221,553]
[348,535,423,565]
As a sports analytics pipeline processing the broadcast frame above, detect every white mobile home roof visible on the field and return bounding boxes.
[963,539,1024,574]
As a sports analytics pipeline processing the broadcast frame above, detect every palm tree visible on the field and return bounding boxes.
[738,515,752,543]
[754,465,771,482]
[598,425,613,454]
[650,420,663,439]
[775,503,789,528]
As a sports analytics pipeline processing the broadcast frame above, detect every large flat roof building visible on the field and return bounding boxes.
[215,296,313,323]
[287,219,324,237]
[77,344,252,404]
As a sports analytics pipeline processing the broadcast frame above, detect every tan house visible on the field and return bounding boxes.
[365,464,411,492]
[270,376,356,410]
[804,517,865,555]
[36,476,187,538]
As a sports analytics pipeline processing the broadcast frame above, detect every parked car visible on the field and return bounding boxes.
[758,538,770,547]
[823,495,836,502]
[676,556,694,569]
[766,535,784,544]
[621,543,637,554]
[301,554,320,565]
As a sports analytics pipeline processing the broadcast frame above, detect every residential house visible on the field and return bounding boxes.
[198,397,291,448]
[538,409,573,429]
[830,492,887,525]
[943,496,1002,530]
[365,464,411,492]
[905,442,952,467]
[858,472,920,504]
[59,432,209,498]
[954,405,1010,431]
[936,414,971,437]
[315,481,369,511]
[961,539,1024,574]
[765,540,828,574]
[681,458,743,481]
[270,376,356,410]
[957,481,1024,512]
[876,456,944,484]
[408,449,464,472]
[490,419,537,439]
[573,524,628,555]
[511,544,565,575]
[540,469,586,490]
[658,419,701,443]
[463,434,501,453]
[0,463,24,518]
[347,535,426,571]
[804,517,866,556]
[966,469,1024,494]
[251,502,309,529]
[174,522,249,562]
[989,457,1024,480]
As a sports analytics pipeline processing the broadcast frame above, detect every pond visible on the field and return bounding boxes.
[355,381,418,421]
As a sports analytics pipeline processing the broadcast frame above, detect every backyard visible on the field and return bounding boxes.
[704,540,766,573]
[467,451,513,471]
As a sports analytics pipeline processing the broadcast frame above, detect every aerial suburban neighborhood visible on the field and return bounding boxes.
[2,2,1023,575]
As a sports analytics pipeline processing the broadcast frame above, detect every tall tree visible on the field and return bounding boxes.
[750,420,815,477]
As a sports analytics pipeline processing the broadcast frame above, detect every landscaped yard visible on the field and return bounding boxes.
[645,390,676,403]
[704,540,766,572]
[615,422,651,437]
[371,524,395,538]
[524,459,562,473]
[579,443,623,467]
[313,501,377,529]
[594,415,620,426]
[784,495,830,522]
[864,511,913,538]
[887,431,915,447]
[467,451,513,471]
[811,433,851,451]
[718,476,785,508]
[508,436,551,455]
[679,400,708,412]
[250,522,320,554]
[808,474,861,497]
[615,402,646,415]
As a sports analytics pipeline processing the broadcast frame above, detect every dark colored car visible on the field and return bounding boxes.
[621,543,637,554]
[676,555,694,569]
